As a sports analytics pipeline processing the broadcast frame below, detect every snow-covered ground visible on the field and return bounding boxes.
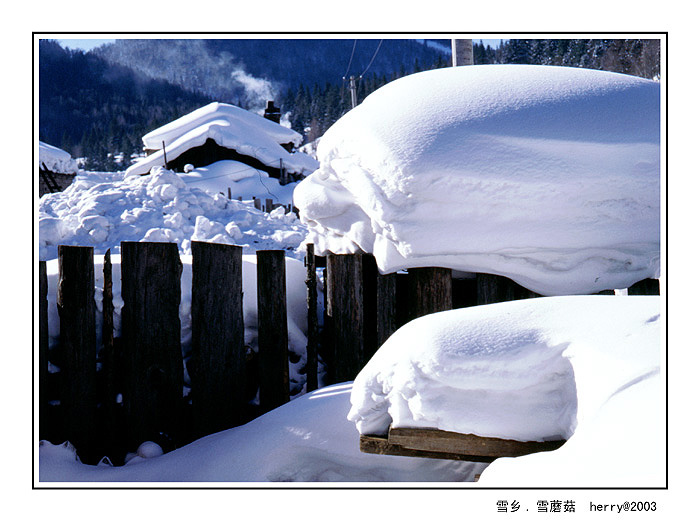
[39,167,307,262]
[38,295,662,485]
[294,65,660,296]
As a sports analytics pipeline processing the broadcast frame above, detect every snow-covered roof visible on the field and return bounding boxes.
[126,102,318,177]
[142,101,302,150]
[38,141,78,174]
[293,64,661,296]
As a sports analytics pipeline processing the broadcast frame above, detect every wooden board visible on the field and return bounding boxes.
[360,427,566,462]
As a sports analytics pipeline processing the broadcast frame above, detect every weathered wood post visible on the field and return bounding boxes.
[476,273,541,305]
[190,242,246,437]
[376,270,397,348]
[406,267,453,322]
[362,254,379,364]
[99,249,121,461]
[628,278,660,295]
[257,250,290,412]
[120,241,183,452]
[305,244,319,393]
[39,261,49,441]
[326,253,364,383]
[57,245,97,463]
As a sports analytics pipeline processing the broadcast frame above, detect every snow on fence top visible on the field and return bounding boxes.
[293,65,661,296]
[126,102,318,177]
[348,295,661,445]
[39,141,79,174]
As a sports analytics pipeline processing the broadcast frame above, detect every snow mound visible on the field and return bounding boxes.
[126,102,319,177]
[38,167,307,262]
[348,296,660,444]
[177,160,298,204]
[39,141,79,174]
[294,65,660,296]
[39,383,485,482]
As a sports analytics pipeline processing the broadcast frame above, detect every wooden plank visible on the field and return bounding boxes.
[257,250,290,412]
[406,267,452,321]
[121,241,183,451]
[57,245,97,463]
[360,434,495,463]
[326,253,364,383]
[39,261,49,441]
[191,242,246,437]
[305,244,318,392]
[388,427,566,459]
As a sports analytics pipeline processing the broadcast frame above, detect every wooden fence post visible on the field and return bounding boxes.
[362,254,379,364]
[376,271,397,348]
[628,278,660,295]
[57,245,97,463]
[305,244,318,393]
[120,241,183,452]
[190,242,246,437]
[476,273,541,305]
[39,261,49,441]
[257,250,289,412]
[406,267,453,322]
[98,249,123,462]
[326,253,364,383]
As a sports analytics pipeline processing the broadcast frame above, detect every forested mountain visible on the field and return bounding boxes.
[39,40,210,170]
[39,37,661,169]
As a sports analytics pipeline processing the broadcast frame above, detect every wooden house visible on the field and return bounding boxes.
[39,141,78,197]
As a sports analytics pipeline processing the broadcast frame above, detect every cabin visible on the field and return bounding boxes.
[38,141,78,197]
[125,101,317,183]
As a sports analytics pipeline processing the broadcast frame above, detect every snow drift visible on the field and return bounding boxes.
[294,65,661,296]
[348,295,661,453]
[39,383,485,482]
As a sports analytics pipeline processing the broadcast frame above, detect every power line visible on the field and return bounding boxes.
[359,39,383,78]
[343,39,358,79]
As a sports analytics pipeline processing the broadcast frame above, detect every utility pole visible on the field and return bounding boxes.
[349,75,358,109]
[452,39,474,66]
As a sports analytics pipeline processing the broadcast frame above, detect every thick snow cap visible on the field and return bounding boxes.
[126,102,318,177]
[348,295,661,444]
[39,141,78,174]
[294,65,661,296]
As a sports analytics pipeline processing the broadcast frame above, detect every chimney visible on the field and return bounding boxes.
[264,100,281,124]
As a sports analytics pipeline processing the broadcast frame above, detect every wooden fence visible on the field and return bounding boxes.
[38,242,659,465]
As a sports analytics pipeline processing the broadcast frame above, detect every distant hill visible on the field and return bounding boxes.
[39,39,211,169]
[93,39,448,110]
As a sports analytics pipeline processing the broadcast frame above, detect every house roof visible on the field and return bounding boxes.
[126,102,317,177]
[39,141,78,174]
